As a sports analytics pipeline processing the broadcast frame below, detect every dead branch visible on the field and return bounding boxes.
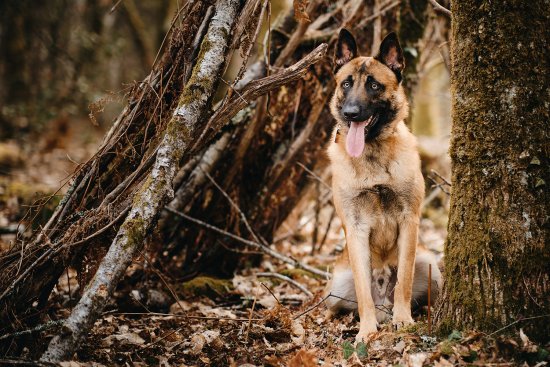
[40,0,241,361]
[0,320,63,341]
[256,272,313,298]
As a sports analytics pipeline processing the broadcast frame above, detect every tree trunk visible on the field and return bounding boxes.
[435,0,549,342]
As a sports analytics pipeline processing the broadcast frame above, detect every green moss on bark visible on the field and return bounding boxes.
[124,217,145,250]
[180,38,213,106]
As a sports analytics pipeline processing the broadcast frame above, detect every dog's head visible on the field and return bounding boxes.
[330,29,408,157]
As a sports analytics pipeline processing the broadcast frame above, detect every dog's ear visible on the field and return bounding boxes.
[375,32,405,82]
[334,28,358,73]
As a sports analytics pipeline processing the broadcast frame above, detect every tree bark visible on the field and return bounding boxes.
[435,0,549,342]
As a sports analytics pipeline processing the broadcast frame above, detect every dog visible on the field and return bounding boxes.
[323,29,442,343]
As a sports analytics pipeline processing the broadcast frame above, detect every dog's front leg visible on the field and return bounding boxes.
[346,228,378,343]
[393,218,418,327]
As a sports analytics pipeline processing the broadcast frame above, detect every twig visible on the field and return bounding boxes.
[293,293,332,320]
[431,169,451,186]
[371,0,382,52]
[260,282,282,305]
[486,314,550,337]
[245,296,257,341]
[164,207,330,279]
[109,0,123,14]
[317,206,336,253]
[256,272,313,298]
[0,320,63,341]
[139,252,187,316]
[427,171,451,196]
[428,0,452,17]
[296,162,331,191]
[428,263,432,335]
[204,171,269,247]
[293,292,392,320]
[311,182,321,253]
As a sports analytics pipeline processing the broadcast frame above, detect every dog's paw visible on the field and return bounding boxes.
[392,315,414,331]
[324,309,335,322]
[355,325,378,345]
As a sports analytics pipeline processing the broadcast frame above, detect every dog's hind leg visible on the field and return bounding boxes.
[324,248,358,318]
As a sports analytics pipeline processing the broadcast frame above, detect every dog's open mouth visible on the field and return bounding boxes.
[345,114,377,158]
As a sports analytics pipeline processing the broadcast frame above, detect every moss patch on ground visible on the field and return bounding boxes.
[180,276,233,299]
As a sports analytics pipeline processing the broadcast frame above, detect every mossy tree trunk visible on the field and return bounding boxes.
[435,0,549,342]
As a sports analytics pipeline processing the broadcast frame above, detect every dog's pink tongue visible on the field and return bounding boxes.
[346,121,367,157]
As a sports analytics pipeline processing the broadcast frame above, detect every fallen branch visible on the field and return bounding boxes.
[40,0,241,361]
[256,272,313,298]
[0,320,63,341]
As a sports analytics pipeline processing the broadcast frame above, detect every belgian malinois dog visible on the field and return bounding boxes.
[324,29,441,343]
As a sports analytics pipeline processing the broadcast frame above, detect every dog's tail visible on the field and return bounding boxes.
[411,247,443,311]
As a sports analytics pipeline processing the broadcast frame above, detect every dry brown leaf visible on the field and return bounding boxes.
[102,332,145,347]
[293,0,311,23]
[288,349,318,367]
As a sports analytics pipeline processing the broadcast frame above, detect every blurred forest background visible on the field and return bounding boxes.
[3,0,545,366]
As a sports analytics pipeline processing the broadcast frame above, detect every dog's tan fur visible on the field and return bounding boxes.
[324,30,441,343]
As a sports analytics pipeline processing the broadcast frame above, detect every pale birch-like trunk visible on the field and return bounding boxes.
[40,0,241,361]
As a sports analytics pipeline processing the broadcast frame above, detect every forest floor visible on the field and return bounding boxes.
[1,120,548,366]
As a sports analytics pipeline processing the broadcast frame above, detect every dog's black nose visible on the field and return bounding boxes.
[342,105,360,120]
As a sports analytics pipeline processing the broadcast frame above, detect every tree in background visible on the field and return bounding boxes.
[435,0,549,342]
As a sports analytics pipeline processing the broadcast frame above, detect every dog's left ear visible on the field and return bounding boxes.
[375,32,405,82]
[334,28,358,73]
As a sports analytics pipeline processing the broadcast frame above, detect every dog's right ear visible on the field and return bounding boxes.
[334,28,358,73]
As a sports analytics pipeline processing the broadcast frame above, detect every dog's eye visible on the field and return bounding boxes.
[371,82,379,90]
[342,81,352,89]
